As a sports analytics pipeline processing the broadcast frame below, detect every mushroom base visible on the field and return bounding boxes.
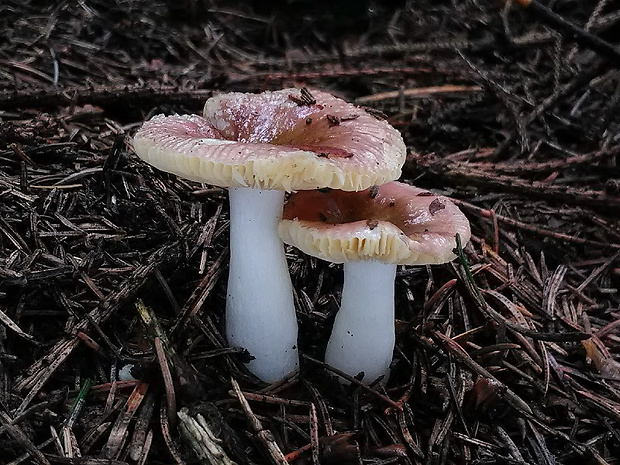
[324,260,397,384]
[226,187,299,383]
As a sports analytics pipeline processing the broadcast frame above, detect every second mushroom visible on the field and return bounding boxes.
[279,181,471,383]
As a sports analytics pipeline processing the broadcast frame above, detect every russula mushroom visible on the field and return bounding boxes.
[278,181,471,383]
[132,88,406,382]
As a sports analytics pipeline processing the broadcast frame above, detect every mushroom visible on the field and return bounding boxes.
[132,88,406,382]
[278,181,471,383]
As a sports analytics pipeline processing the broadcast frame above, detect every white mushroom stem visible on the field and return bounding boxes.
[226,187,299,383]
[324,260,397,383]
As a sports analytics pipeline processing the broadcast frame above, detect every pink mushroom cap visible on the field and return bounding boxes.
[132,88,406,191]
[279,182,471,265]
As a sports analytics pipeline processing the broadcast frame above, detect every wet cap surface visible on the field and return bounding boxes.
[133,88,406,191]
[279,182,471,264]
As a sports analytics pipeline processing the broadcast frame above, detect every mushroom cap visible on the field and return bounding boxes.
[132,88,406,191]
[278,182,471,265]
